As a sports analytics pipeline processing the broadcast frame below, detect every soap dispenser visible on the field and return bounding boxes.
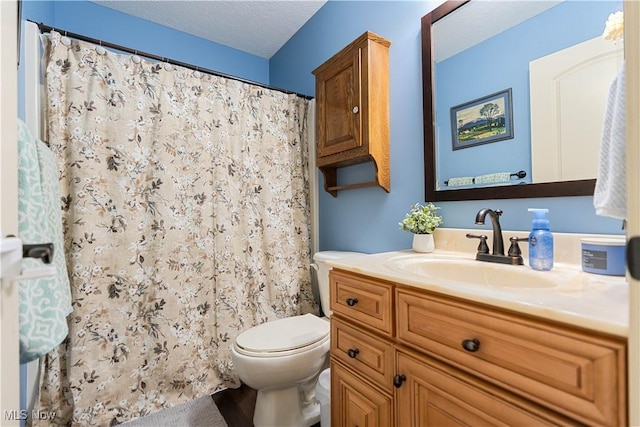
[528,208,554,271]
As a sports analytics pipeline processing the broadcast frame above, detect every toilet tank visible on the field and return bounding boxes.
[312,251,363,318]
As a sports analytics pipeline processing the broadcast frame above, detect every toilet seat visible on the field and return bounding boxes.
[234,313,329,358]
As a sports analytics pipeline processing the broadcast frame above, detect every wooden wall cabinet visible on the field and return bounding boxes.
[329,269,628,427]
[313,31,390,197]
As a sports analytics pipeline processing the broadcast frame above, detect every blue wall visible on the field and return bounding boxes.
[271,0,624,253]
[21,0,269,84]
[21,0,624,256]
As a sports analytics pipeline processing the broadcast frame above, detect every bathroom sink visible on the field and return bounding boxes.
[384,254,559,289]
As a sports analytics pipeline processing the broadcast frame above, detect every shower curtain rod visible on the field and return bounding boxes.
[33,21,314,100]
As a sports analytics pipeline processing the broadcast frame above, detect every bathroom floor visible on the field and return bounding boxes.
[212,384,256,427]
[212,385,321,427]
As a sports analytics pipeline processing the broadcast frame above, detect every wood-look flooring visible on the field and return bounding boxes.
[212,384,321,427]
[212,384,257,427]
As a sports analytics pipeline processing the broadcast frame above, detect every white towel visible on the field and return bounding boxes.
[594,64,626,220]
[474,172,511,185]
[17,119,72,363]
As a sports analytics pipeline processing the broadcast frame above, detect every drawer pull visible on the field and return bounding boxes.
[347,348,360,358]
[345,297,358,306]
[393,374,406,388]
[462,338,480,352]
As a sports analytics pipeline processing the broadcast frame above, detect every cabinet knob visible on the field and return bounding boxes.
[345,297,358,307]
[352,106,359,114]
[347,348,359,358]
[393,374,406,388]
[461,338,480,352]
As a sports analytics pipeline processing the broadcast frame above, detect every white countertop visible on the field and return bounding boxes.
[327,249,629,338]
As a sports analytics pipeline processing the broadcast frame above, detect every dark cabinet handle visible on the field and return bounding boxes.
[393,374,406,388]
[346,297,358,306]
[347,348,359,358]
[462,338,480,352]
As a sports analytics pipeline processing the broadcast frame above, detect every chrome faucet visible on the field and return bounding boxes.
[467,208,524,265]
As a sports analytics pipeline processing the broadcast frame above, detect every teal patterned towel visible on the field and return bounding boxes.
[446,176,474,187]
[474,172,511,185]
[17,119,72,364]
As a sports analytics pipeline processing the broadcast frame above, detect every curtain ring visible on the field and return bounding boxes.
[193,66,201,78]
[61,30,71,46]
[131,50,141,64]
[94,39,106,55]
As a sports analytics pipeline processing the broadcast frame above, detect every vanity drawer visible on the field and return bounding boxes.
[330,270,394,336]
[331,316,394,391]
[396,287,626,427]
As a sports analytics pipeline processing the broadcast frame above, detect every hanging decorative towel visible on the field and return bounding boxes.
[474,172,511,185]
[17,119,72,363]
[594,64,626,220]
[446,176,474,187]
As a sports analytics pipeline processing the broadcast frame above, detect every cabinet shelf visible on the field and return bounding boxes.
[319,159,390,197]
[326,181,379,192]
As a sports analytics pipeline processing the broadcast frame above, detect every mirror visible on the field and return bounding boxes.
[422,0,623,202]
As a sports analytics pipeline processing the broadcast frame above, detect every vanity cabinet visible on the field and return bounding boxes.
[312,31,390,197]
[329,269,628,427]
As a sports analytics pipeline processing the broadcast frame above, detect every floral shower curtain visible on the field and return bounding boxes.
[34,31,314,426]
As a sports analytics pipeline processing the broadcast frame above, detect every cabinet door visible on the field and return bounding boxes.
[395,351,573,427]
[315,48,361,157]
[331,360,392,427]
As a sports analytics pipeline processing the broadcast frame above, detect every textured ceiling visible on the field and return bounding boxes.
[91,0,327,59]
[434,1,562,62]
[90,1,561,62]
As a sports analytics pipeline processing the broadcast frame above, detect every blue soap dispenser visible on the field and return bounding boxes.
[528,208,554,271]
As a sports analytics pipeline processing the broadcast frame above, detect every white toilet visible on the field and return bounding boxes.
[230,251,362,427]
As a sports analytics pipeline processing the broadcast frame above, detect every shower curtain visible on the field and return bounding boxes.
[33,31,314,426]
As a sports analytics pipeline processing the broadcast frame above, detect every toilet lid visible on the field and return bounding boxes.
[235,313,329,353]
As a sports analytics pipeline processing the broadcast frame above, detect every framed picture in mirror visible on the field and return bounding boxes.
[450,88,513,150]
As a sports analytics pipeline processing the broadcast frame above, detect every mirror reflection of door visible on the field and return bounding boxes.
[530,36,623,183]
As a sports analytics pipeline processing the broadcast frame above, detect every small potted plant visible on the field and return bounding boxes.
[399,202,443,253]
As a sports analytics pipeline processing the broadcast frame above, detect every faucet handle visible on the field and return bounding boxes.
[466,233,489,254]
[508,236,529,257]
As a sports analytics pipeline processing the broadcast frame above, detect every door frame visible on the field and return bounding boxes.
[1,0,21,425]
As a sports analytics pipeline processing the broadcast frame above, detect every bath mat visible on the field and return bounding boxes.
[122,395,228,427]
